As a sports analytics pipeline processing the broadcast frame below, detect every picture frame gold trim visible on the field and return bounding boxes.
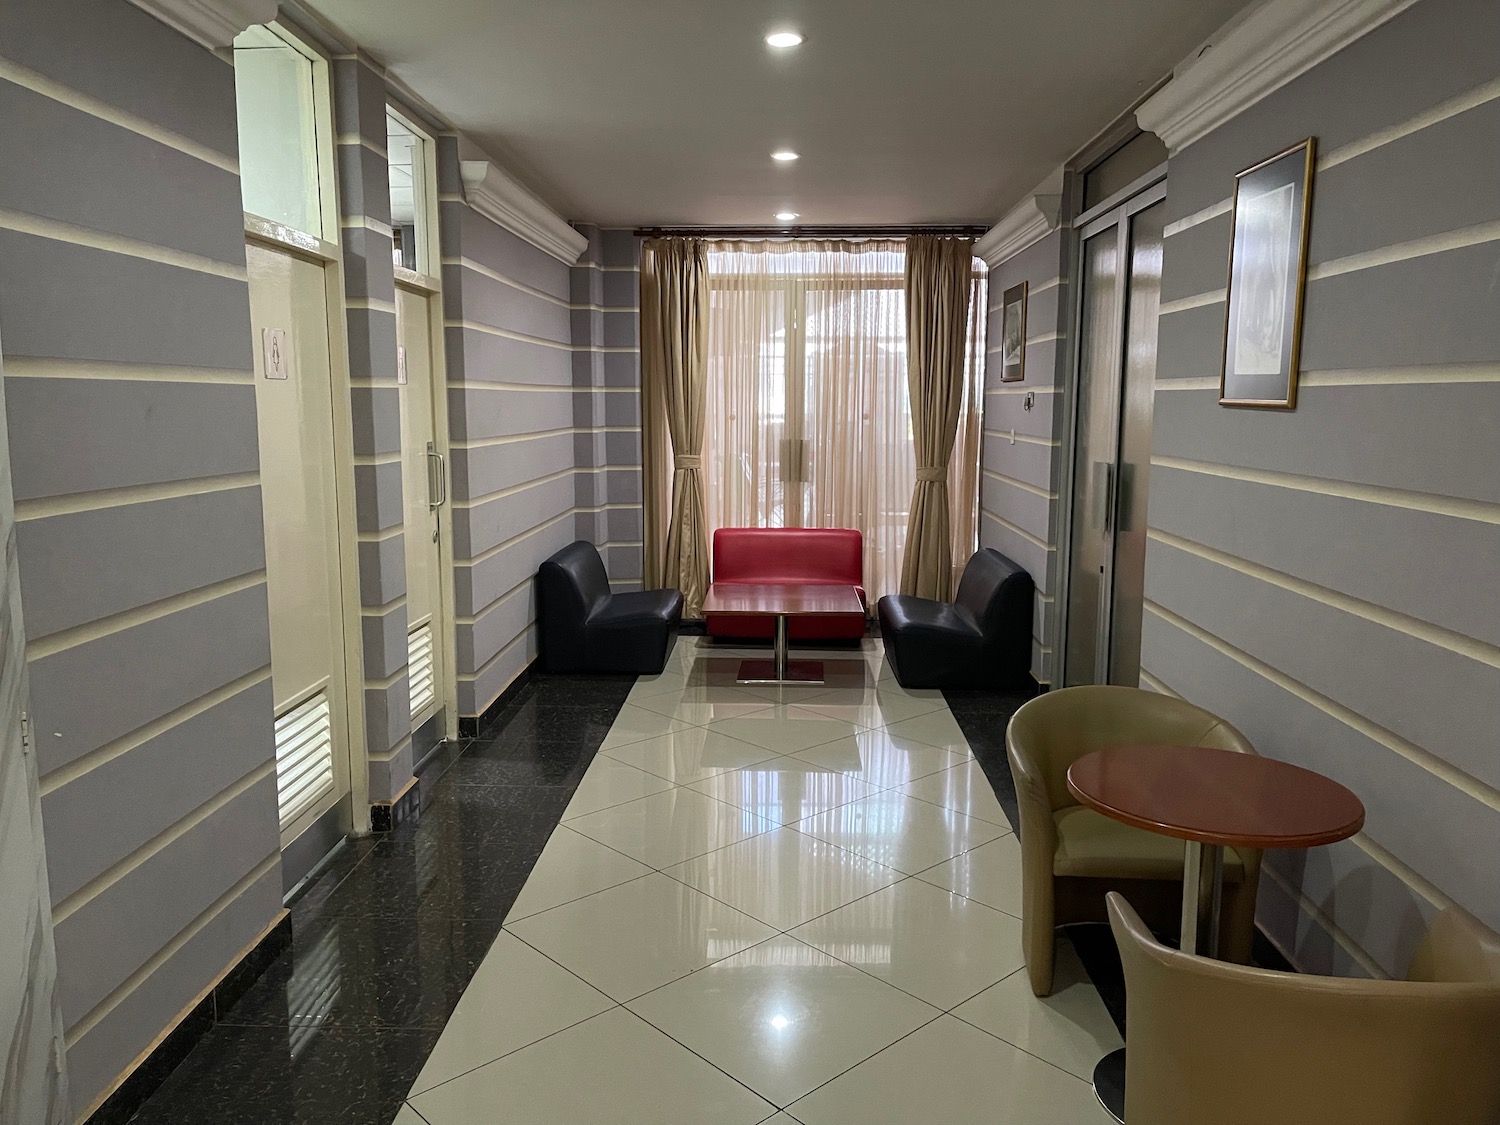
[1219,137,1316,409]
[1000,280,1028,383]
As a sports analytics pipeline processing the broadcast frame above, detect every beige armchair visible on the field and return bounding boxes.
[1005,685,1262,996]
[1108,892,1500,1125]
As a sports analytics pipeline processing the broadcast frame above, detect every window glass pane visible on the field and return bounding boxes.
[233,25,322,237]
[387,113,427,272]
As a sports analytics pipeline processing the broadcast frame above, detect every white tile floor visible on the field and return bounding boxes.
[402,638,1120,1124]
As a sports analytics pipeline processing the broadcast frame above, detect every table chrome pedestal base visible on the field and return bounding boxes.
[735,658,824,685]
[732,612,826,685]
[1093,1048,1126,1122]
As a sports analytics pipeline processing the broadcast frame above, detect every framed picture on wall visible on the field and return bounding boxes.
[1220,137,1316,408]
[1000,281,1027,382]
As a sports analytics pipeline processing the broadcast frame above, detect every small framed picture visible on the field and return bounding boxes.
[1220,137,1316,409]
[1000,281,1027,382]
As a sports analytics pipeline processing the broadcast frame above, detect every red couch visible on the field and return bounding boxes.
[706,527,867,641]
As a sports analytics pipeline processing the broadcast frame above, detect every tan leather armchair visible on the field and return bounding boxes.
[1005,685,1262,996]
[1108,892,1500,1125]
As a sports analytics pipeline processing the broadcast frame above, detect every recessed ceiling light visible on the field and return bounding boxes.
[771,150,799,162]
[765,31,803,48]
[775,211,799,222]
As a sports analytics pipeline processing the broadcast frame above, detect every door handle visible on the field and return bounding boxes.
[426,442,447,508]
[1092,462,1115,532]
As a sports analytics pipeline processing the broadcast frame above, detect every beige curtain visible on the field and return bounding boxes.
[640,238,711,613]
[900,235,977,600]
[700,240,985,605]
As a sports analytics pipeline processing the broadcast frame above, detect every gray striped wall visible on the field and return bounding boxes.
[980,232,1069,683]
[331,51,411,804]
[1144,0,1500,977]
[437,137,580,717]
[571,226,645,591]
[0,0,282,1116]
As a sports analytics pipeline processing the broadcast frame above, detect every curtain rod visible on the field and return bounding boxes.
[632,225,990,239]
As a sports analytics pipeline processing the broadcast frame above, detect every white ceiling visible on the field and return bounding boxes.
[312,0,1249,227]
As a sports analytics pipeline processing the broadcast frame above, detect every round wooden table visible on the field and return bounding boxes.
[1066,743,1365,1123]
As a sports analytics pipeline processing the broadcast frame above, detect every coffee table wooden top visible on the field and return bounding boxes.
[701,583,865,618]
[1067,744,1365,850]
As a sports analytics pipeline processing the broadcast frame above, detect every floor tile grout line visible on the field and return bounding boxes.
[778,1009,952,1115]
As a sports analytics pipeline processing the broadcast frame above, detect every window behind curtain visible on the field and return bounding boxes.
[701,240,986,603]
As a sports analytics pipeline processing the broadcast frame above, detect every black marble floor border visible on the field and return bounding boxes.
[85,913,292,1125]
[122,670,636,1125]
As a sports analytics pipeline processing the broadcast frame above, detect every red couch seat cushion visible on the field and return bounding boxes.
[707,527,866,640]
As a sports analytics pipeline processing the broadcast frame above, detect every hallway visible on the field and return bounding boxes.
[130,637,1119,1124]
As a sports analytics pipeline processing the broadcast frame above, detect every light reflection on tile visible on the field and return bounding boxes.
[794,792,1009,875]
[900,758,1011,826]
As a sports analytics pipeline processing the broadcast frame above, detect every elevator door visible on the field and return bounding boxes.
[396,282,447,729]
[247,240,352,848]
[1064,187,1166,686]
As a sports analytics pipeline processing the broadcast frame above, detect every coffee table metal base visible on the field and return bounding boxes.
[1091,840,1226,1122]
[1093,1049,1126,1122]
[733,614,825,685]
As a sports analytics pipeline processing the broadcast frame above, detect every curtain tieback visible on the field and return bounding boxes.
[675,455,703,470]
[914,467,947,482]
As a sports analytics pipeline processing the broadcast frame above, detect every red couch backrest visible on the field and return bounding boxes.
[712,527,863,587]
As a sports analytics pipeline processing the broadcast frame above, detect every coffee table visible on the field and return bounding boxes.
[1067,743,1365,1122]
[699,583,866,685]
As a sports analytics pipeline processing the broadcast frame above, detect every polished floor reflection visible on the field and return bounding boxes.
[404,638,1120,1124]
[125,637,1117,1124]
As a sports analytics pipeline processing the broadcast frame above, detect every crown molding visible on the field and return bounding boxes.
[975,193,1063,268]
[459,160,587,265]
[128,0,277,50]
[1137,0,1422,152]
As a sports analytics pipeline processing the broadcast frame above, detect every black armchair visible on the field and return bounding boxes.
[537,542,683,674]
[877,548,1033,689]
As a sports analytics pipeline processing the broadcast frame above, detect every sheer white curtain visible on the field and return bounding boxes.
[696,240,986,604]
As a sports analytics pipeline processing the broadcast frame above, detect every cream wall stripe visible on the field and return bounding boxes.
[1306,218,1500,281]
[367,734,414,765]
[457,577,530,626]
[1164,198,1232,239]
[1320,74,1500,170]
[987,385,1061,396]
[356,525,403,545]
[1348,831,1460,913]
[982,511,1054,551]
[1159,289,1226,316]
[341,216,394,239]
[1,357,253,384]
[345,297,398,314]
[451,427,576,450]
[39,668,272,794]
[1150,454,1500,525]
[335,133,387,158]
[0,207,246,281]
[460,508,575,567]
[1261,862,1389,979]
[452,466,574,509]
[0,57,239,174]
[25,572,267,661]
[63,852,280,1045]
[1166,75,1500,240]
[1159,366,1500,392]
[443,256,570,308]
[982,469,1058,500]
[52,761,276,925]
[1144,600,1500,814]
[445,319,573,351]
[1148,527,1500,666]
[982,431,1059,448]
[15,472,261,521]
[459,620,537,683]
[1138,669,1183,697]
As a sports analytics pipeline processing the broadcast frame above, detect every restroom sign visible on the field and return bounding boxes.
[262,328,291,380]
[397,345,408,385]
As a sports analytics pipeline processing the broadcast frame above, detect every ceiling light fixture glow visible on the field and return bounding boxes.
[775,211,799,222]
[765,31,804,48]
[771,150,799,162]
